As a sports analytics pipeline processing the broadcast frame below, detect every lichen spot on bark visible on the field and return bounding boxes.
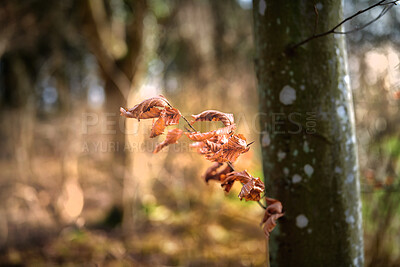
[337,105,348,123]
[303,141,310,153]
[304,164,314,177]
[259,0,266,15]
[279,85,296,105]
[335,166,343,174]
[262,132,270,147]
[283,167,289,175]
[292,174,302,184]
[277,150,286,161]
[296,214,309,228]
[345,209,355,225]
[345,174,355,184]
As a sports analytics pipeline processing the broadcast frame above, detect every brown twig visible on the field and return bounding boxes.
[179,114,267,210]
[290,0,399,51]
[181,116,197,132]
[165,101,197,132]
[247,141,255,147]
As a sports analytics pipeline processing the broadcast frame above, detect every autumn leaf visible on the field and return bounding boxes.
[120,106,162,120]
[221,170,252,193]
[185,131,216,141]
[261,198,284,238]
[188,131,233,158]
[238,177,265,201]
[150,117,166,138]
[203,139,222,153]
[191,110,234,126]
[220,170,265,202]
[161,106,181,125]
[205,134,250,163]
[189,142,205,149]
[203,163,234,183]
[187,129,247,163]
[153,128,183,153]
[120,95,170,121]
[214,124,236,136]
[184,124,236,143]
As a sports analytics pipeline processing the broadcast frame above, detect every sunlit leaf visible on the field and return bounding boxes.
[238,177,265,201]
[153,128,183,153]
[191,110,234,126]
[150,117,166,138]
[205,134,250,163]
[120,95,170,121]
[161,106,181,125]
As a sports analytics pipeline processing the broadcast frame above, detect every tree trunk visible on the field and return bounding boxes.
[253,1,364,266]
[81,0,146,228]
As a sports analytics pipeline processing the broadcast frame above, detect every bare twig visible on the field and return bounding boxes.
[334,4,393,35]
[166,101,197,132]
[290,0,399,51]
[181,116,197,132]
[247,141,255,147]
[180,117,267,209]
[312,3,319,36]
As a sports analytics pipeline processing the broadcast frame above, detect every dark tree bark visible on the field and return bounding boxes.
[253,1,364,266]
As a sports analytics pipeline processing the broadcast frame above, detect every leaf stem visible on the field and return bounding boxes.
[181,115,197,132]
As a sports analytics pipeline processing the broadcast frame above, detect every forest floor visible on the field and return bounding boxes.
[0,155,267,266]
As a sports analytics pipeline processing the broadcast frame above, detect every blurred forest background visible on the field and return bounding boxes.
[0,0,399,266]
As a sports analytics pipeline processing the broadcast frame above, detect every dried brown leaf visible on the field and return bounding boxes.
[184,124,235,144]
[120,95,170,121]
[215,124,236,136]
[261,198,284,238]
[205,134,250,163]
[189,142,205,149]
[161,106,181,126]
[153,128,183,153]
[203,163,234,183]
[120,106,162,120]
[238,177,265,201]
[204,139,222,153]
[150,117,166,138]
[185,131,216,141]
[221,170,252,193]
[191,110,234,126]
[263,213,284,238]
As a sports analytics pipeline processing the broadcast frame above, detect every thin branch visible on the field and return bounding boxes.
[290,0,399,51]
[247,141,255,147]
[181,116,197,132]
[312,3,319,36]
[180,119,267,210]
[333,4,393,35]
[165,100,197,132]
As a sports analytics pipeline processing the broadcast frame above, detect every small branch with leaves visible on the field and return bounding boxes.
[120,95,284,240]
[289,0,399,51]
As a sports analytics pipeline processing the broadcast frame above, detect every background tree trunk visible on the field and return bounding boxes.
[82,0,146,228]
[253,0,364,266]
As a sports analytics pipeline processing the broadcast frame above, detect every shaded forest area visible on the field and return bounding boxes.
[0,0,400,266]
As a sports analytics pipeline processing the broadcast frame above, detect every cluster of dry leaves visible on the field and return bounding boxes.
[120,95,283,238]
